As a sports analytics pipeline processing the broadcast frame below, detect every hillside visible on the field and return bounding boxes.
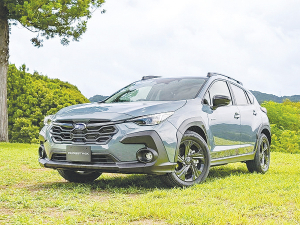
[89,94,108,102]
[7,64,89,143]
[250,90,300,103]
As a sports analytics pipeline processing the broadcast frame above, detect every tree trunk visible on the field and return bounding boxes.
[0,3,9,142]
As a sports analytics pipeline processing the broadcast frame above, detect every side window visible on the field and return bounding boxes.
[208,80,232,105]
[230,84,248,105]
[246,91,254,104]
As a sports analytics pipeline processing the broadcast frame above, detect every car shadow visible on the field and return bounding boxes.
[31,174,169,193]
[208,164,249,180]
[31,164,250,193]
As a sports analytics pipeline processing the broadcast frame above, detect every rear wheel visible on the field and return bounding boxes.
[57,169,102,183]
[163,131,210,187]
[246,133,270,173]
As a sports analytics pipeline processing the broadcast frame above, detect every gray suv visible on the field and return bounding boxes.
[38,73,271,187]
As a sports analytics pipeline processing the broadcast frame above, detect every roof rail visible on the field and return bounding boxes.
[207,72,243,86]
[142,75,161,80]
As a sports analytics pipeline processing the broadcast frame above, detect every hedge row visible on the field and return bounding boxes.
[7,64,89,143]
[262,100,300,154]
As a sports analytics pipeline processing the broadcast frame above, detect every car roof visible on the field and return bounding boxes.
[141,73,242,86]
[207,72,243,86]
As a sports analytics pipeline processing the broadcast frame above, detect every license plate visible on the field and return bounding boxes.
[66,146,91,162]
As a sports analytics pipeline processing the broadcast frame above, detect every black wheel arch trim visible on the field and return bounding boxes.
[257,124,271,145]
[252,123,271,157]
[175,117,209,162]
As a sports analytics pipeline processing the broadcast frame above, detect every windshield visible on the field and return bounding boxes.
[104,78,207,103]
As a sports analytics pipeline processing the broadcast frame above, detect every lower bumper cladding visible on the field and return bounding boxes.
[39,158,176,174]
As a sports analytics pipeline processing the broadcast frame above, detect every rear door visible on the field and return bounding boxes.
[229,83,258,154]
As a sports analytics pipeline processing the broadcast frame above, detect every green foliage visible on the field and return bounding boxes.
[262,100,300,154]
[3,0,105,46]
[10,118,39,144]
[7,64,89,143]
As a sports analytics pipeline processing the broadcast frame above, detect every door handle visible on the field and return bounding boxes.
[234,112,240,119]
[253,110,257,116]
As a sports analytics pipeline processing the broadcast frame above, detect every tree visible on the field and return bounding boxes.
[0,0,105,142]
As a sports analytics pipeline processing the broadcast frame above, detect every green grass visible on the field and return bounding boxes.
[0,143,299,224]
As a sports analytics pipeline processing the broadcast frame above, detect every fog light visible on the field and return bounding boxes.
[145,152,153,161]
[136,148,158,163]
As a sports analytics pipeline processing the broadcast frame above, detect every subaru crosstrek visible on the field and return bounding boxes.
[38,73,271,187]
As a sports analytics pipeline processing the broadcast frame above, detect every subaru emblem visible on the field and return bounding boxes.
[74,123,86,130]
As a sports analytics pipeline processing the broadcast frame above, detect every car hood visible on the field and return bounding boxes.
[54,101,186,121]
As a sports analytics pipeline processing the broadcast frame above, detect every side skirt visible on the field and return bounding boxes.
[210,152,255,167]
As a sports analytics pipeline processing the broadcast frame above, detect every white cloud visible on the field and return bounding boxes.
[9,0,300,98]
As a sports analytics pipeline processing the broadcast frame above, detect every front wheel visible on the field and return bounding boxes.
[57,169,102,183]
[163,131,211,187]
[246,133,270,173]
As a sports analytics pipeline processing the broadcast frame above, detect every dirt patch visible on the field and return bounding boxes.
[20,165,48,172]
[103,173,130,178]
[130,219,169,224]
[44,207,80,218]
[0,208,14,216]
[0,208,13,224]
[84,192,110,202]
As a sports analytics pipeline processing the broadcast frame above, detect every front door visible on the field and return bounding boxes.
[203,80,242,159]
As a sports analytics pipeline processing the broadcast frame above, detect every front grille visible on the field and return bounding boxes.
[51,153,115,163]
[51,153,66,161]
[92,155,115,163]
[50,120,118,144]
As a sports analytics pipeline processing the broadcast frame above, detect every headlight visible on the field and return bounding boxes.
[43,115,54,125]
[129,112,174,126]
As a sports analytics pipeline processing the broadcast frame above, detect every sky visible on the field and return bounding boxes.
[9,0,300,99]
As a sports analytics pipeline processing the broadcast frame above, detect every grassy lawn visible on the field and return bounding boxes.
[0,143,299,224]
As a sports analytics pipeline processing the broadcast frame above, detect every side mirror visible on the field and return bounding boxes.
[212,95,231,109]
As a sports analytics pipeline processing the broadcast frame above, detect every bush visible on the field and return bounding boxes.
[262,100,300,154]
[7,64,89,143]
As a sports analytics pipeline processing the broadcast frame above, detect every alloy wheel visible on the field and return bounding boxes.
[259,137,270,171]
[175,139,206,182]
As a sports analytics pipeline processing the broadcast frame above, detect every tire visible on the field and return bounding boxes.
[57,169,102,183]
[163,131,211,187]
[246,133,270,173]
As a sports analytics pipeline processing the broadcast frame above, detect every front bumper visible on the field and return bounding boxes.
[39,127,179,175]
